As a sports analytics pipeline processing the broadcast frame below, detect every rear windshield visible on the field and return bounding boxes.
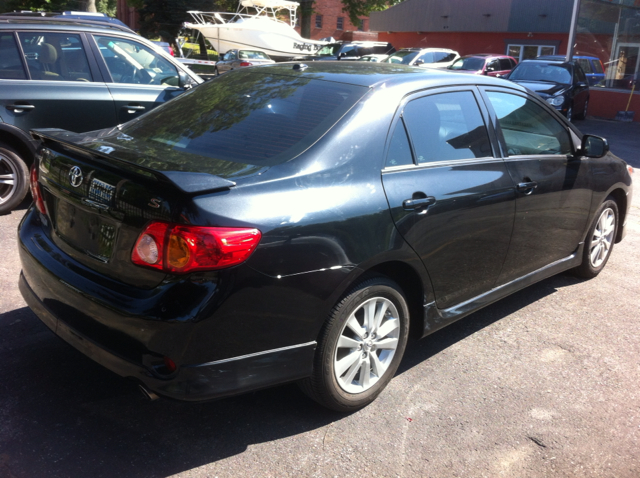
[385,51,418,65]
[117,69,367,168]
[449,57,485,71]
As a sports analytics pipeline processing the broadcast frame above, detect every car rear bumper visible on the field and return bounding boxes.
[18,208,316,402]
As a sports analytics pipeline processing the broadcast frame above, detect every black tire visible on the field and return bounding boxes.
[299,277,410,412]
[215,67,220,76]
[0,145,30,215]
[573,198,619,278]
[576,97,589,120]
[566,103,573,122]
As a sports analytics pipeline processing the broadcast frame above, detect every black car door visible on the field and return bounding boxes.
[381,88,516,309]
[480,88,592,285]
[1,30,116,133]
[572,65,589,114]
[89,34,186,124]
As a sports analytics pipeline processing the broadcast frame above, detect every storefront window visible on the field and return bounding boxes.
[576,0,640,90]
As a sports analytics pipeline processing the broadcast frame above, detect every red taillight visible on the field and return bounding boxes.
[29,164,46,214]
[240,61,253,67]
[131,222,262,273]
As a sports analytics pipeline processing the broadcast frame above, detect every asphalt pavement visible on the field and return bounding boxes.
[0,118,638,478]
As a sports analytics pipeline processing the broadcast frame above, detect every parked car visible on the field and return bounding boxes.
[537,54,605,86]
[302,41,395,61]
[505,58,590,121]
[0,17,202,214]
[214,49,274,75]
[447,53,517,76]
[1,10,132,31]
[384,48,460,69]
[20,63,633,412]
[357,54,390,62]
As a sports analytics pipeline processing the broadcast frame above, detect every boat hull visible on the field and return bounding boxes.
[185,18,328,61]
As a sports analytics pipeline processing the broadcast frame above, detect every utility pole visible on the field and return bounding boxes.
[565,0,580,61]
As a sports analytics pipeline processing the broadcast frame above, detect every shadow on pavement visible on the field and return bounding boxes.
[0,272,583,478]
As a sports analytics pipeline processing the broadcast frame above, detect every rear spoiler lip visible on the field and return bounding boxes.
[30,128,237,195]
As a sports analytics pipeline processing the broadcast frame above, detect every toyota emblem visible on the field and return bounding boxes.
[68,166,83,188]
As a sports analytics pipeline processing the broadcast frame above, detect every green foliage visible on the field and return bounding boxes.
[341,0,404,27]
[3,0,116,15]
[137,0,237,42]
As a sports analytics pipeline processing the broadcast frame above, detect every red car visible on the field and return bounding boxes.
[447,54,517,77]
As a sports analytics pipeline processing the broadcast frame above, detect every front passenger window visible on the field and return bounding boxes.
[486,91,572,156]
[94,35,179,86]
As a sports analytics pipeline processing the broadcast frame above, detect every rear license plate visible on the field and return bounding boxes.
[55,199,116,262]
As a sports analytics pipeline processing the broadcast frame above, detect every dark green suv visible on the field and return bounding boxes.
[0,17,202,213]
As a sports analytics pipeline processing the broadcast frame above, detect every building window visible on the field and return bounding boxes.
[507,44,556,62]
[337,17,343,30]
[315,15,323,28]
[358,19,366,31]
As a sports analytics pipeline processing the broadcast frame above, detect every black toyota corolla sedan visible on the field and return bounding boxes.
[19,63,633,412]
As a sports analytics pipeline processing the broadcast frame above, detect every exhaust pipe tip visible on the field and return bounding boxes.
[138,384,159,401]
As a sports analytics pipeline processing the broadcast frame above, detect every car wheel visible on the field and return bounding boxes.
[0,145,30,215]
[299,277,410,412]
[573,198,618,278]
[215,67,220,76]
[566,104,573,122]
[576,98,589,120]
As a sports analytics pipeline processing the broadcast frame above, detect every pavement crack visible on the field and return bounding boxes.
[527,435,547,448]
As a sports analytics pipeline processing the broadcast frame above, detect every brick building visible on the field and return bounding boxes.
[294,0,375,41]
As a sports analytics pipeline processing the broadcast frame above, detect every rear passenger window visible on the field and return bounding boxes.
[402,91,493,163]
[385,120,414,167]
[577,58,592,73]
[0,33,27,79]
[499,58,512,70]
[17,32,92,82]
[486,91,572,156]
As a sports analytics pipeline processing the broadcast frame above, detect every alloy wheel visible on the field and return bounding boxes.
[589,207,616,268]
[334,297,400,393]
[0,152,18,206]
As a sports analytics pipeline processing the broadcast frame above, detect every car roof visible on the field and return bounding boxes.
[0,15,134,33]
[255,61,527,92]
[537,54,598,61]
[519,58,573,66]
[395,48,456,53]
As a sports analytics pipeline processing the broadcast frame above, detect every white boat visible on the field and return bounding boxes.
[184,0,329,61]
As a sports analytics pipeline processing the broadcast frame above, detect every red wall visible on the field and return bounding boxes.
[590,89,640,122]
[376,31,569,56]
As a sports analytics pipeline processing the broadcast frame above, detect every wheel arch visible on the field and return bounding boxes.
[0,125,38,167]
[607,187,627,243]
[363,260,427,340]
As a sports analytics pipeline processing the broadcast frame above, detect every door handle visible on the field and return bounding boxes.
[402,196,436,211]
[516,181,538,193]
[6,104,35,113]
[122,105,145,113]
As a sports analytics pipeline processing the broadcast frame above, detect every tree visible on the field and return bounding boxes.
[135,0,237,44]
[341,0,404,27]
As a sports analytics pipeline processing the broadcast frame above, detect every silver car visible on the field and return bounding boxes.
[215,49,274,75]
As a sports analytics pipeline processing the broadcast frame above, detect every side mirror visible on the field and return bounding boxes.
[338,52,347,59]
[178,70,192,89]
[580,134,609,158]
[414,59,424,66]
